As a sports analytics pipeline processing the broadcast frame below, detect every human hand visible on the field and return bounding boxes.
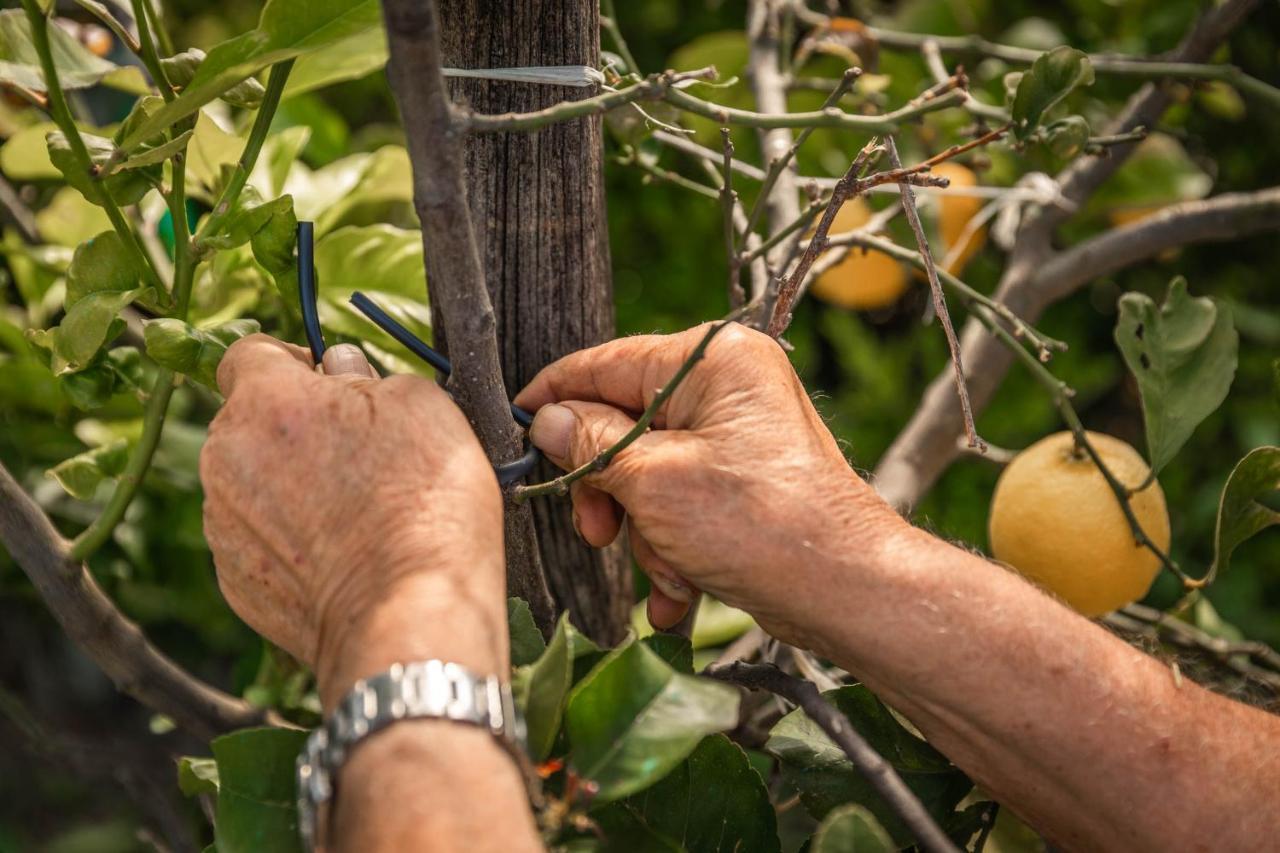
[514,323,901,642]
[200,336,507,708]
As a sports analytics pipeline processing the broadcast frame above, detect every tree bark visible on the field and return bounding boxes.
[438,0,631,644]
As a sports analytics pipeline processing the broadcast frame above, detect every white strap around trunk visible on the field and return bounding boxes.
[443,65,604,87]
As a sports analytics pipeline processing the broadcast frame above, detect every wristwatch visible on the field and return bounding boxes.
[295,660,526,851]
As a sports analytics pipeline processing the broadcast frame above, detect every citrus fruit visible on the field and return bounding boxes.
[988,431,1170,617]
[933,162,986,274]
[810,198,907,310]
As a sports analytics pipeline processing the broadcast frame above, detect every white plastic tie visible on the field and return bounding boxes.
[443,65,604,88]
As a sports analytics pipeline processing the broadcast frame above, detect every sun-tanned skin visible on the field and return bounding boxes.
[202,327,1280,853]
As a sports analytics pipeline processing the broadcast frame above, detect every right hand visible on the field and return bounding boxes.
[514,323,901,640]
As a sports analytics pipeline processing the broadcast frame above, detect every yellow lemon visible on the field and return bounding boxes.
[988,431,1170,617]
[933,162,986,275]
[810,198,907,311]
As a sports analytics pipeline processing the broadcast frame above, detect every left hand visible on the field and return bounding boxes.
[200,336,508,707]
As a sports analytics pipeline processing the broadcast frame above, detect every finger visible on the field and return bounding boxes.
[528,400,642,474]
[515,327,718,414]
[629,520,696,631]
[321,343,378,378]
[217,334,314,397]
[570,481,623,547]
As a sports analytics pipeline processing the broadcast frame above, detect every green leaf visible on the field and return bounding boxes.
[0,9,148,95]
[766,685,973,846]
[34,187,112,248]
[65,231,141,306]
[186,112,248,200]
[48,437,129,499]
[47,130,159,207]
[1209,447,1280,580]
[1115,277,1238,473]
[250,126,312,199]
[1043,115,1090,159]
[565,638,739,802]
[119,0,383,152]
[178,756,220,797]
[1094,133,1211,212]
[27,286,151,374]
[507,597,546,667]
[211,727,308,853]
[284,25,387,99]
[60,346,142,409]
[116,129,194,171]
[290,145,413,235]
[591,735,781,853]
[808,803,895,853]
[162,48,266,109]
[1011,46,1094,139]
[0,121,61,180]
[144,318,260,388]
[642,634,694,674]
[692,598,756,649]
[207,191,297,253]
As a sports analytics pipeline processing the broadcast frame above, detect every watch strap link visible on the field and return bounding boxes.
[296,660,525,851]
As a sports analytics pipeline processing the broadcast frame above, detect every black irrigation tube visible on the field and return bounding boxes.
[296,222,541,485]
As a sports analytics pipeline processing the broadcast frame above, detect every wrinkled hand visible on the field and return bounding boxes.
[201,336,506,706]
[515,323,896,641]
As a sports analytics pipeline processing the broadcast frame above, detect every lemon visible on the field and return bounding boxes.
[988,431,1170,617]
[810,198,908,311]
[933,163,986,275]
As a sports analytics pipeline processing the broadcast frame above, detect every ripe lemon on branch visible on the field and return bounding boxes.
[810,198,907,310]
[988,431,1171,617]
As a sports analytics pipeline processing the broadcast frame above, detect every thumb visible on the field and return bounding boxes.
[529,401,643,483]
[321,343,377,378]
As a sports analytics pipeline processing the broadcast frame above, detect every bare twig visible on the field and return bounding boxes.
[0,462,278,740]
[515,319,738,500]
[705,661,960,853]
[921,39,1007,123]
[719,129,744,307]
[886,136,983,450]
[0,175,39,243]
[599,0,639,77]
[766,140,880,337]
[873,0,1264,510]
[381,0,555,626]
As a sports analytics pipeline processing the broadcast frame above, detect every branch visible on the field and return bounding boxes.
[515,319,736,500]
[0,462,277,740]
[704,661,960,853]
[599,0,639,77]
[0,174,39,243]
[872,0,1263,510]
[719,129,745,308]
[380,0,555,626]
[887,136,983,450]
[1033,186,1280,304]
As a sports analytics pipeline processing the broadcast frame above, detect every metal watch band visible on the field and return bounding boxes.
[295,660,525,852]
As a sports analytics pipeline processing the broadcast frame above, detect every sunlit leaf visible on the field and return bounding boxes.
[566,638,739,802]
[284,25,387,99]
[178,756,220,797]
[27,286,151,374]
[48,437,129,499]
[0,9,148,95]
[34,187,112,248]
[0,120,60,180]
[1115,277,1238,473]
[515,613,599,762]
[119,0,383,151]
[1011,46,1094,139]
[65,231,141,306]
[144,318,260,388]
[162,48,266,109]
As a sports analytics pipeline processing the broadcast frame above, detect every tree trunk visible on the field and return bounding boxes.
[438,0,631,644]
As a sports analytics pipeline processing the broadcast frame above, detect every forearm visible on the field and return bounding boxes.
[318,571,542,853]
[802,514,1280,851]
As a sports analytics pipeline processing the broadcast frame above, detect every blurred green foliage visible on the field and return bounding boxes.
[0,0,1277,849]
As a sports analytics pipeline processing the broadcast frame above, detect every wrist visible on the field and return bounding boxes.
[314,565,508,713]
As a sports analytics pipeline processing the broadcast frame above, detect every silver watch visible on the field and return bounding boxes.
[295,660,525,851]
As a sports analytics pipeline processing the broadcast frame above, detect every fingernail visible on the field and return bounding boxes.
[529,404,575,460]
[572,508,584,540]
[651,572,695,604]
[322,344,373,376]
